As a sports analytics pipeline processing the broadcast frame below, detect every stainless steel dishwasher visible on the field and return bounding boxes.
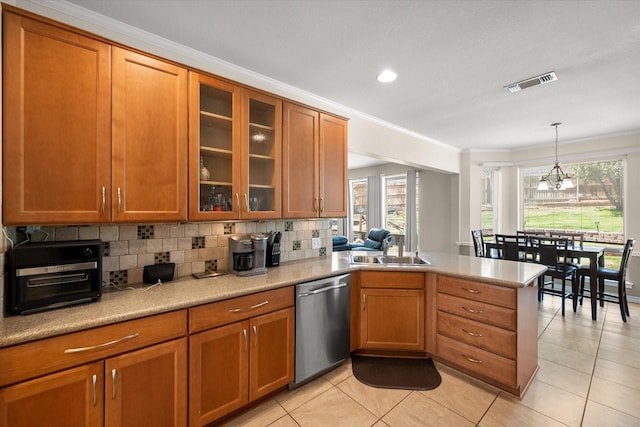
[291,273,350,388]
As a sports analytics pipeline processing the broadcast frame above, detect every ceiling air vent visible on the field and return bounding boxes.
[504,71,557,93]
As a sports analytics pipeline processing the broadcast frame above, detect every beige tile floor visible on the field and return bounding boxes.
[222,298,640,426]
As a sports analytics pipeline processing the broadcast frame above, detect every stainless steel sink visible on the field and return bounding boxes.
[377,256,431,265]
[350,255,381,264]
[350,254,430,266]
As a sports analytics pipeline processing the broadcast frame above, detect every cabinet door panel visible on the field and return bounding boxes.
[242,90,282,219]
[0,362,103,427]
[112,47,187,222]
[282,102,319,218]
[249,307,294,400]
[319,113,347,217]
[188,72,241,220]
[3,12,111,224]
[105,338,187,427]
[361,289,425,351]
[189,322,249,426]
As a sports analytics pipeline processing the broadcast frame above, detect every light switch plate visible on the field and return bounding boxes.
[312,237,321,249]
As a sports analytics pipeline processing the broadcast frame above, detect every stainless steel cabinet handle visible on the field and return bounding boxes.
[243,329,248,352]
[462,288,481,294]
[235,193,240,211]
[227,300,269,313]
[462,329,483,337]
[117,187,122,213]
[320,197,324,213]
[462,306,482,314]
[63,332,140,353]
[314,197,319,212]
[92,374,98,407]
[363,294,367,311]
[463,354,483,364]
[101,187,106,214]
[253,325,258,347]
[111,369,117,399]
[244,193,249,212]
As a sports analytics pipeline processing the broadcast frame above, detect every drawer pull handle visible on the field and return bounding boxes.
[228,300,269,313]
[462,329,483,337]
[63,332,140,354]
[462,288,481,294]
[92,374,98,407]
[462,306,482,314]
[111,369,117,400]
[117,187,122,213]
[463,354,483,364]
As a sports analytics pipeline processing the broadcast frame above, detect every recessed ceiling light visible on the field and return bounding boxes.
[377,70,397,83]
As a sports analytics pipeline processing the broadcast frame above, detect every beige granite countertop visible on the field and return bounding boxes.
[0,251,545,348]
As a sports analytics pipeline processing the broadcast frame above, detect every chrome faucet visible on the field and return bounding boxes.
[382,238,390,256]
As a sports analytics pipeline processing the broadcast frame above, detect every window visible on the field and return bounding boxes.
[384,174,407,254]
[481,168,498,235]
[522,159,625,266]
[349,178,368,242]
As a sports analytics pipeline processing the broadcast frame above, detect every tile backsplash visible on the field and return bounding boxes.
[2,220,333,290]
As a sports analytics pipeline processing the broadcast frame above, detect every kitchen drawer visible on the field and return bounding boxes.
[437,293,516,330]
[189,287,294,333]
[0,310,187,387]
[437,334,516,388]
[360,271,424,289]
[437,311,516,359]
[436,275,516,309]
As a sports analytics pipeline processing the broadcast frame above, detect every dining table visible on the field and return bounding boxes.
[485,241,605,320]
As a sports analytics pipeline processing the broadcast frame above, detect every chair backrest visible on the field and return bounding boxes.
[517,230,547,237]
[549,231,584,249]
[495,234,527,261]
[530,236,570,267]
[618,238,635,281]
[471,229,485,257]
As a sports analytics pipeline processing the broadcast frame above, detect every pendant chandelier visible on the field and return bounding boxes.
[537,122,574,191]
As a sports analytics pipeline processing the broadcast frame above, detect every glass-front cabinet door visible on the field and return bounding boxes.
[189,72,241,220]
[241,90,281,219]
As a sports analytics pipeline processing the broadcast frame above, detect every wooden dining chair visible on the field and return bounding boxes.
[530,236,578,316]
[549,231,585,267]
[495,234,527,261]
[471,229,487,257]
[576,238,635,322]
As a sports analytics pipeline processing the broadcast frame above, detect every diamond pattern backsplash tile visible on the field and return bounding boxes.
[223,223,235,234]
[109,270,128,286]
[293,240,301,250]
[205,259,218,272]
[154,251,171,264]
[192,236,205,249]
[312,229,320,238]
[137,225,154,239]
[284,221,293,231]
[102,242,110,257]
[319,247,327,256]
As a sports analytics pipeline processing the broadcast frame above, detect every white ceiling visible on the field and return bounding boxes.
[63,0,640,163]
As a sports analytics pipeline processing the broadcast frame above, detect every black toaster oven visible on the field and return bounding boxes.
[7,240,103,314]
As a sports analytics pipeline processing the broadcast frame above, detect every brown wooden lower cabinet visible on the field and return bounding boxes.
[188,289,294,427]
[0,338,187,427]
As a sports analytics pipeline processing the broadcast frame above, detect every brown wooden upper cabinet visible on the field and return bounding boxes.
[189,72,282,220]
[2,12,188,224]
[112,47,188,223]
[282,102,347,218]
[3,12,112,225]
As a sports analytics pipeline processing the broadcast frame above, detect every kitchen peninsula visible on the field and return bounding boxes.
[0,252,546,425]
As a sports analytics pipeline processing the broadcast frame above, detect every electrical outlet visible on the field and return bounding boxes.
[312,237,321,249]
